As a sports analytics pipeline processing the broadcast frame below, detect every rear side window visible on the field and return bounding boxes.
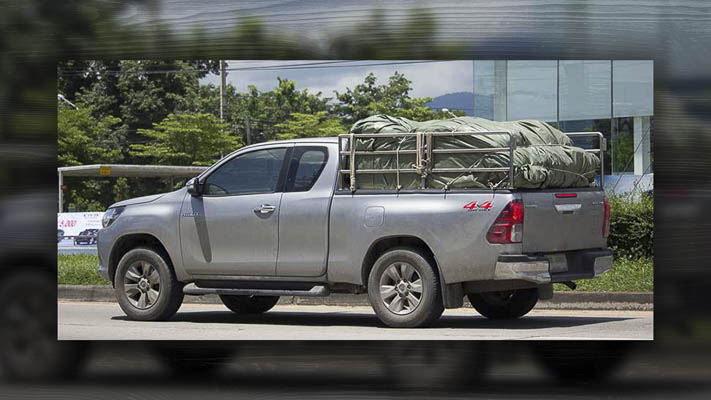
[285,147,328,192]
[204,148,287,195]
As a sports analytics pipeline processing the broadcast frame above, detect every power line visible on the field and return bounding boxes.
[57,60,354,76]
[226,60,456,71]
[57,60,459,76]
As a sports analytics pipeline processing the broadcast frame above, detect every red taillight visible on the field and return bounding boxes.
[602,196,610,238]
[487,199,524,243]
[555,193,577,198]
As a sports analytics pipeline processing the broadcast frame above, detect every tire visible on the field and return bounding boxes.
[0,269,88,380]
[219,295,279,314]
[367,247,444,328]
[467,288,539,319]
[114,247,184,321]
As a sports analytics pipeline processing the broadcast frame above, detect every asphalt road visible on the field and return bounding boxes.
[58,301,653,340]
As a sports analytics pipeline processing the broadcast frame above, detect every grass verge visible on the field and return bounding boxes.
[554,257,653,292]
[58,254,653,292]
[58,253,110,286]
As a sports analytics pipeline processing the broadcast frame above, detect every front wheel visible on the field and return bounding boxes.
[467,288,539,319]
[367,247,444,328]
[114,247,184,321]
[219,295,280,314]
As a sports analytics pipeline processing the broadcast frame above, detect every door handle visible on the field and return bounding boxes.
[253,204,276,214]
[554,203,581,215]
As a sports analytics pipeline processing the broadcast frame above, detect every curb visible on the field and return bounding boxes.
[58,285,653,311]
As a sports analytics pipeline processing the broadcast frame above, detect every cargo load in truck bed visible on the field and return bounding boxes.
[347,115,601,190]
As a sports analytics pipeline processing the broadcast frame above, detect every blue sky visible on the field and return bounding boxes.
[201,60,473,100]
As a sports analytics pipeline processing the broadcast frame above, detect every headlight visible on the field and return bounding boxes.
[102,207,125,228]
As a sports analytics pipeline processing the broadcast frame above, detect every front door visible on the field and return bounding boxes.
[180,146,290,276]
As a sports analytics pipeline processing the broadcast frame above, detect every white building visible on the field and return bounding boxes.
[472,60,653,182]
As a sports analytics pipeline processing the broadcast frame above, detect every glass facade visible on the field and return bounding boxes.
[507,61,557,121]
[471,60,653,177]
[559,60,611,121]
[472,61,494,120]
[613,60,654,118]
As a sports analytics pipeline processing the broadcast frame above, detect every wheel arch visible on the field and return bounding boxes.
[360,235,458,305]
[108,233,174,285]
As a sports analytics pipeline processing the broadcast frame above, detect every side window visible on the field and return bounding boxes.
[285,147,329,192]
[204,148,287,196]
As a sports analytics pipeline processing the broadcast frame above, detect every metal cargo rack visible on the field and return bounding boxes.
[564,131,606,186]
[337,130,605,191]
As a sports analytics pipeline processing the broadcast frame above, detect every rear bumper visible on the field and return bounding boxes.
[493,249,613,284]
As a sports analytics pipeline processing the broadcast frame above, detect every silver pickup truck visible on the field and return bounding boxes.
[98,132,612,328]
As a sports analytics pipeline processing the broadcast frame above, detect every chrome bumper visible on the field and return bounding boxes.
[493,249,613,284]
[493,258,551,283]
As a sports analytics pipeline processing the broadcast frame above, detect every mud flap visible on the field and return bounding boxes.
[443,282,464,308]
[538,283,554,300]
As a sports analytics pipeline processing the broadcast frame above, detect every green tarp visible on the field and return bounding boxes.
[348,115,600,190]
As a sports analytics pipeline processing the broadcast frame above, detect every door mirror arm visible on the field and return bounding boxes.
[186,177,204,196]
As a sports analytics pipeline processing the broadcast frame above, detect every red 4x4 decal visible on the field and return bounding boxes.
[463,201,493,211]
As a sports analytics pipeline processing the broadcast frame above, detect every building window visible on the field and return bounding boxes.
[613,61,653,117]
[507,61,557,121]
[559,61,611,121]
[611,116,653,175]
[473,60,495,120]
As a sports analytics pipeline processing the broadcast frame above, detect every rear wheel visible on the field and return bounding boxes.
[467,288,539,319]
[219,295,280,314]
[367,247,444,328]
[114,247,184,321]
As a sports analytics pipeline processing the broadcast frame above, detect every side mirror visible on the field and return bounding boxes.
[186,177,203,196]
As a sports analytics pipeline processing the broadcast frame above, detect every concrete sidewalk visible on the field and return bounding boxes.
[58,285,653,311]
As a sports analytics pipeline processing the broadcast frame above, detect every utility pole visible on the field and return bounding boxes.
[244,117,252,145]
[219,60,226,122]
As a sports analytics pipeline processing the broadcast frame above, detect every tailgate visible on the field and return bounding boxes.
[521,189,606,252]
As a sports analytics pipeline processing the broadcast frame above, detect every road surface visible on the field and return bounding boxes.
[58,301,653,340]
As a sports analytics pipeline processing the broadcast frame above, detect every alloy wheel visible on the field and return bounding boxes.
[379,262,423,315]
[123,260,161,309]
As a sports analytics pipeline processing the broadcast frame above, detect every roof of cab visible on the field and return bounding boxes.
[242,137,339,148]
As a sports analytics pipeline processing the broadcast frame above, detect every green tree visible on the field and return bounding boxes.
[112,177,131,203]
[130,113,241,166]
[334,72,465,127]
[229,78,333,143]
[58,105,122,166]
[58,103,124,211]
[275,111,346,140]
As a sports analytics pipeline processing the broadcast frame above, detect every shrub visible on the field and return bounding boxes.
[607,192,653,259]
